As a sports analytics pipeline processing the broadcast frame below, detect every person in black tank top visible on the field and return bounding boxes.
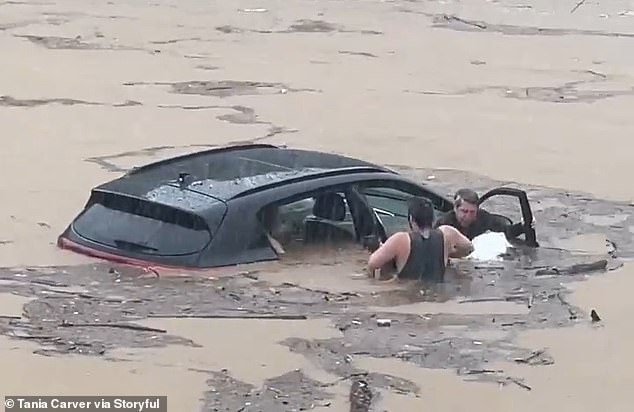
[366,197,469,283]
[398,228,446,282]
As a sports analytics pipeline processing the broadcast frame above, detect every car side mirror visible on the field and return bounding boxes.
[362,234,380,252]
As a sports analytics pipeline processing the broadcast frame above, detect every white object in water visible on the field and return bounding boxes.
[468,231,512,261]
[376,319,392,327]
[239,8,268,12]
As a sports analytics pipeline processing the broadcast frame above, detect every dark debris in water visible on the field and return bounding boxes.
[215,25,244,34]
[287,19,340,33]
[513,348,555,366]
[216,105,262,124]
[1,1,54,5]
[339,50,378,58]
[149,37,202,45]
[431,13,634,38]
[169,80,317,98]
[14,33,148,52]
[196,64,219,71]
[155,103,266,125]
[113,100,142,107]
[0,95,100,107]
[349,378,374,412]
[0,95,144,108]
[202,369,335,411]
[405,70,634,104]
[285,20,382,35]
[123,79,319,97]
[16,34,108,49]
[215,20,382,36]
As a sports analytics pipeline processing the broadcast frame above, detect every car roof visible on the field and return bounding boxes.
[96,144,395,203]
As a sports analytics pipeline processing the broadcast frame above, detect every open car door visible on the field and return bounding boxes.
[478,187,539,247]
[345,186,387,252]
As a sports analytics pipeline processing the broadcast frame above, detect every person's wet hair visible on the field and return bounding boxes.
[454,188,479,207]
[407,197,435,229]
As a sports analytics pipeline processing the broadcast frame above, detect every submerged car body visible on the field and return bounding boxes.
[58,144,537,269]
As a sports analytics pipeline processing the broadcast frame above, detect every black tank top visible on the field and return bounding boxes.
[398,229,446,282]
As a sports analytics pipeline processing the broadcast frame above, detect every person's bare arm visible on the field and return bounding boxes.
[367,232,408,277]
[438,225,473,258]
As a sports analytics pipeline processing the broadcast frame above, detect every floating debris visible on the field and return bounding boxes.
[339,50,378,58]
[287,19,340,33]
[16,34,107,50]
[169,80,292,98]
[59,320,166,333]
[238,8,268,13]
[376,319,392,327]
[514,349,555,366]
[431,13,634,38]
[349,379,373,412]
[147,313,307,320]
[535,259,608,276]
[0,95,100,107]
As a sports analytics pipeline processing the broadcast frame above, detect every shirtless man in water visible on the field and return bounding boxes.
[366,197,474,282]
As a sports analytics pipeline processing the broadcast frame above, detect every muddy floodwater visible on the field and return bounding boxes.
[1,0,633,411]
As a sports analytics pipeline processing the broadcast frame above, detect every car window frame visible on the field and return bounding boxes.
[255,183,363,254]
[352,179,448,238]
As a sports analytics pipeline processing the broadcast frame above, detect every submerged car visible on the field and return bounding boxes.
[58,144,538,269]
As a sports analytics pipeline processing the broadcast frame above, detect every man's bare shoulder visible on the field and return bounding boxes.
[385,231,410,246]
[438,224,473,257]
[437,225,461,237]
[437,224,471,244]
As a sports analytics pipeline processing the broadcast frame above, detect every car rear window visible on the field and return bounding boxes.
[72,192,219,256]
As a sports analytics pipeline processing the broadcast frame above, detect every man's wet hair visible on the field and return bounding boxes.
[454,188,479,207]
[407,197,435,229]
